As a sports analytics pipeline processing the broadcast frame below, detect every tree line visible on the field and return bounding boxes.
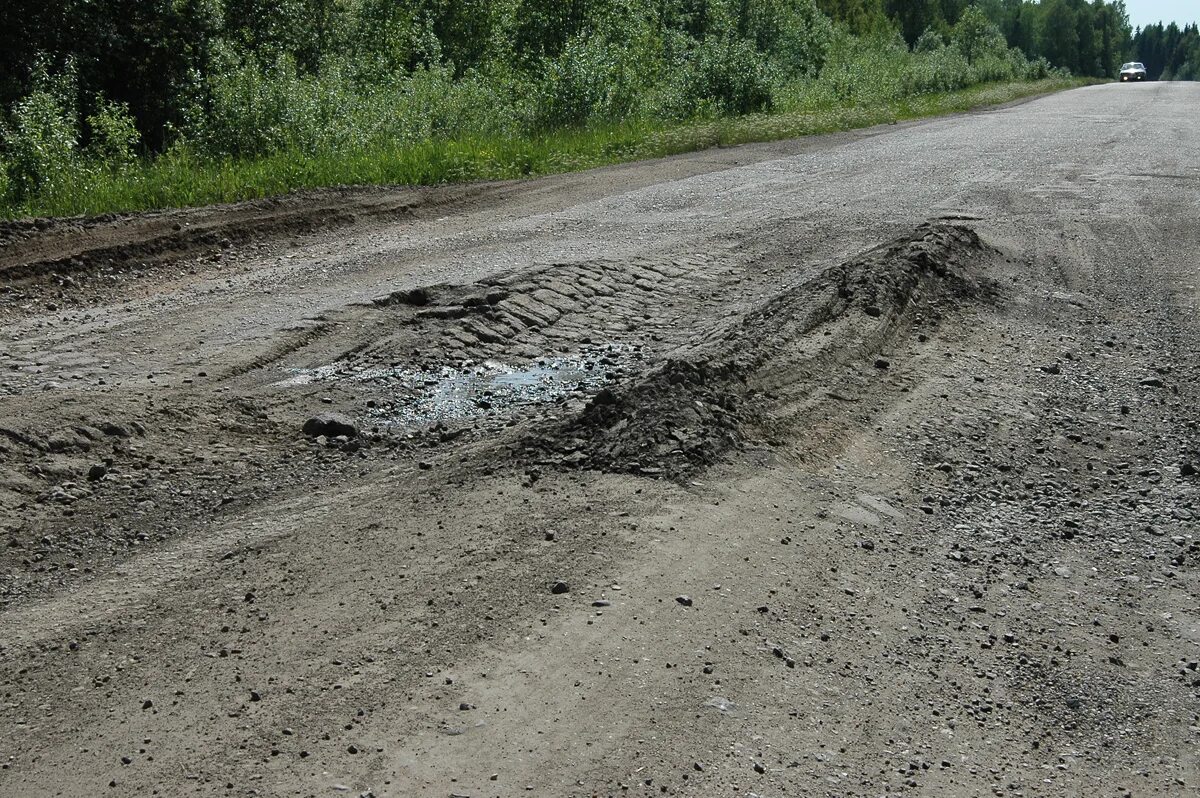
[1132,21,1200,80]
[814,1,1135,78]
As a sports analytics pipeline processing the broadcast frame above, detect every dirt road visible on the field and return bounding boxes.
[2,82,1199,798]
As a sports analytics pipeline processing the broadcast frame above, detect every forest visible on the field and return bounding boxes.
[0,1,1148,217]
[1131,21,1200,80]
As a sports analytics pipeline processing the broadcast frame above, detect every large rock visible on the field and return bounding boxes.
[302,413,358,439]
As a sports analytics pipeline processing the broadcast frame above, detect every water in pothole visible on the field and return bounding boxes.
[279,346,634,428]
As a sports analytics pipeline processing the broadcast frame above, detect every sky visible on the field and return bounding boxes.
[1125,0,1196,29]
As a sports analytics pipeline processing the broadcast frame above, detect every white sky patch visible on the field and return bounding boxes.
[1125,0,1196,29]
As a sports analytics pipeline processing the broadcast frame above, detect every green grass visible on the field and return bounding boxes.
[3,77,1089,220]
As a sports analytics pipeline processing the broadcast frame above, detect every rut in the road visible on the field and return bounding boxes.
[527,223,998,477]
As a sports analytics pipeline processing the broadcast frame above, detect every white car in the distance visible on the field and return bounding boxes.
[1120,62,1148,81]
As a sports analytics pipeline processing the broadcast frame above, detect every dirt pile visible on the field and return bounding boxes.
[528,223,996,476]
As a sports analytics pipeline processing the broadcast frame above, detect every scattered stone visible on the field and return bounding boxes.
[550,581,570,595]
[675,595,693,607]
[301,413,358,439]
[395,287,431,306]
[87,464,107,482]
[864,305,883,317]
[874,358,890,370]
[1040,363,1061,375]
[589,388,617,407]
[1139,377,1164,388]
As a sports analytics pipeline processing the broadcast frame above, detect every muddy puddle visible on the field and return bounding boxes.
[279,346,635,428]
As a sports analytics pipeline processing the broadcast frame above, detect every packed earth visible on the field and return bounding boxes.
[1,82,1198,797]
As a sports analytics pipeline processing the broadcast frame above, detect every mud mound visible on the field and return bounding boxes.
[527,224,996,476]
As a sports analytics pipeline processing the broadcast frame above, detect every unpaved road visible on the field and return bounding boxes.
[2,82,1199,798]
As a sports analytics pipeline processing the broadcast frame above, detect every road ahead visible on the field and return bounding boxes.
[1,82,1199,797]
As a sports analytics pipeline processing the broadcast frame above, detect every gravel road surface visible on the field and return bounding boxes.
[1,82,1198,798]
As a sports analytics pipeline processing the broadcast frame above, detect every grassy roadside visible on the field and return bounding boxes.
[3,77,1090,220]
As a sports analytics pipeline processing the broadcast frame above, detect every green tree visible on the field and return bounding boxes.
[886,0,944,45]
[953,5,1006,64]
[1040,0,1080,72]
[816,0,890,34]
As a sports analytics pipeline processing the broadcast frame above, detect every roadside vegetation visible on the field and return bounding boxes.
[0,1,1136,219]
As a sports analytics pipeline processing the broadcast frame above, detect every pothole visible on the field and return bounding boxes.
[279,345,637,428]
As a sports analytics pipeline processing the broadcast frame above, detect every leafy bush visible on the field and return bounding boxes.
[914,28,946,53]
[816,31,909,105]
[87,100,141,166]
[674,36,775,117]
[1,81,79,202]
[904,45,973,94]
[744,0,834,78]
[1023,56,1054,80]
[532,35,646,130]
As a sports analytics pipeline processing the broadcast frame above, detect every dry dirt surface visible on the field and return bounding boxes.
[2,82,1199,798]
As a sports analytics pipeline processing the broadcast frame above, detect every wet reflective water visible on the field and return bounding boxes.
[279,347,632,428]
